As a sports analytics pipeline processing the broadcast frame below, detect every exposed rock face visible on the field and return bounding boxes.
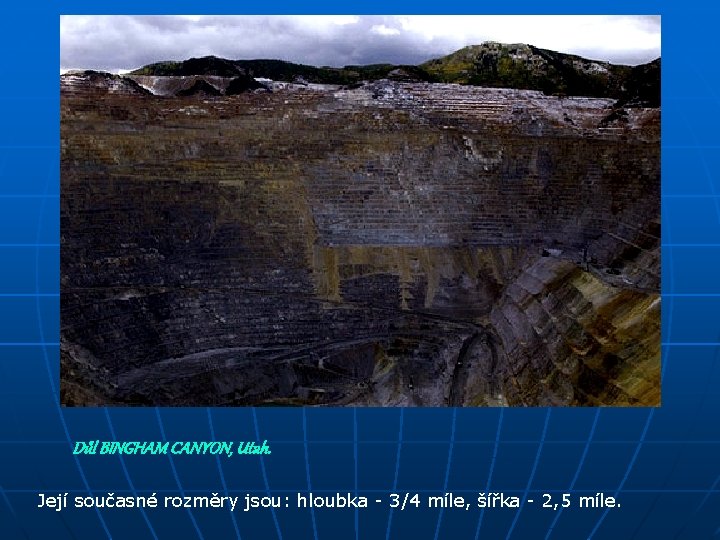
[176,79,222,97]
[61,71,152,96]
[225,75,267,95]
[60,74,660,406]
[128,74,231,96]
[126,74,268,96]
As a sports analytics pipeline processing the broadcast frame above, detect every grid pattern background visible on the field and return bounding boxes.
[2,4,719,539]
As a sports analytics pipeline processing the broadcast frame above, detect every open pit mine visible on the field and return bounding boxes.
[60,45,660,406]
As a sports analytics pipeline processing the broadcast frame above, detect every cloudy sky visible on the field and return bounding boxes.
[60,15,660,73]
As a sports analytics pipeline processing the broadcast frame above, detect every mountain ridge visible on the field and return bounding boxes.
[116,42,659,104]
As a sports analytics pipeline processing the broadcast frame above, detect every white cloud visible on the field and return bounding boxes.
[371,24,401,36]
[330,16,360,26]
[396,15,660,61]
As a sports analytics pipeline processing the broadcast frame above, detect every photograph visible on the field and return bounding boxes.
[60,15,661,406]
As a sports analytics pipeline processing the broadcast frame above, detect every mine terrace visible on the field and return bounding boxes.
[60,45,660,407]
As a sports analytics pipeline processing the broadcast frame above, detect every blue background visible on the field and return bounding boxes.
[2,2,719,539]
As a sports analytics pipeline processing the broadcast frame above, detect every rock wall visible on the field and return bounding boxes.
[60,80,660,406]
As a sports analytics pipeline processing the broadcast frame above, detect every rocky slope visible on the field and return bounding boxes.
[127,43,660,102]
[60,70,152,96]
[60,53,660,407]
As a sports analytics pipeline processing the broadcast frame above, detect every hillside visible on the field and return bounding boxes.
[425,43,634,98]
[131,57,436,86]
[128,44,659,102]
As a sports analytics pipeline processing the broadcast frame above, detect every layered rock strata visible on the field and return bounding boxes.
[60,77,660,406]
